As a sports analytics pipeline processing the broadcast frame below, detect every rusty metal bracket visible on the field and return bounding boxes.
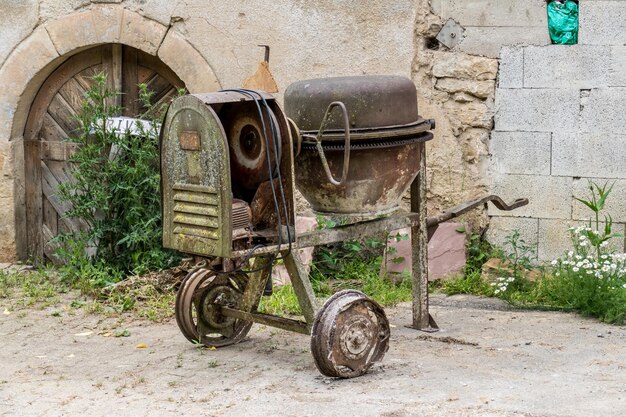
[258,44,270,63]
[314,101,351,186]
[427,195,528,228]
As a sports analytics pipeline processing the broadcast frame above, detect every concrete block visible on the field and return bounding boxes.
[489,174,572,219]
[524,45,611,89]
[157,29,220,92]
[486,217,539,258]
[490,131,551,176]
[610,46,626,86]
[381,223,466,282]
[432,51,498,80]
[498,47,524,89]
[580,88,626,133]
[495,88,579,133]
[572,178,626,223]
[580,1,626,45]
[459,26,550,59]
[552,132,626,179]
[538,219,576,262]
[435,0,548,27]
[538,218,625,262]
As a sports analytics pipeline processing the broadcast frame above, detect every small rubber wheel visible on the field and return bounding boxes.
[310,290,390,378]
[175,268,252,348]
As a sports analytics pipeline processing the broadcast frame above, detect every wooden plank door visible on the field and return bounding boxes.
[24,44,184,262]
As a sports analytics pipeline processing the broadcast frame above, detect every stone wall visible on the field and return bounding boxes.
[489,1,626,261]
[412,0,550,234]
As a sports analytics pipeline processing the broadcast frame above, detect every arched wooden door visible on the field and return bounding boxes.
[24,44,184,261]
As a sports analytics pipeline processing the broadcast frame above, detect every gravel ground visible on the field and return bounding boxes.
[1,293,625,417]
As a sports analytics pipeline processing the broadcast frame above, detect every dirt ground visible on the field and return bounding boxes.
[1,293,625,417]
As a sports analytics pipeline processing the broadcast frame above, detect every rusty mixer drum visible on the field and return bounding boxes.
[285,75,434,217]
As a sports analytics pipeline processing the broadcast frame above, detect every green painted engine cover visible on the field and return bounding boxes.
[160,95,233,257]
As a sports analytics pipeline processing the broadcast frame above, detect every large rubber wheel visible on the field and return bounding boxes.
[175,268,252,348]
[310,290,390,378]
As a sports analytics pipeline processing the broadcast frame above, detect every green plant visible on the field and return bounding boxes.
[464,232,497,275]
[55,73,180,284]
[534,181,626,323]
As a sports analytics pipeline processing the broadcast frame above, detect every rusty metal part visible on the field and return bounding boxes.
[312,101,351,186]
[161,91,296,258]
[295,137,430,215]
[160,95,233,257]
[178,130,201,151]
[285,75,419,132]
[311,290,390,378]
[175,268,252,347]
[410,145,435,332]
[232,199,252,231]
[286,75,434,216]
[287,117,302,158]
[258,44,270,63]
[221,103,281,191]
[427,195,529,228]
[230,195,528,257]
[221,307,309,334]
[300,118,434,143]
[282,250,319,325]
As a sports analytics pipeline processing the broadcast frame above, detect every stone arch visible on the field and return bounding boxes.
[0,5,220,260]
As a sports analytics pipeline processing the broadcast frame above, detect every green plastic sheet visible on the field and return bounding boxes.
[547,1,579,45]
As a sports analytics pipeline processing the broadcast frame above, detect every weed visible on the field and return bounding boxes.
[208,359,219,368]
[258,284,302,316]
[534,181,626,324]
[442,270,492,296]
[54,73,181,287]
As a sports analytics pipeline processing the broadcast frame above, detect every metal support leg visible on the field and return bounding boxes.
[409,144,438,332]
[282,250,319,327]
[241,256,273,312]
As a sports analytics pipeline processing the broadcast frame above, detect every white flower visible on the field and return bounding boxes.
[572,267,580,272]
[622,283,626,289]
[551,260,558,266]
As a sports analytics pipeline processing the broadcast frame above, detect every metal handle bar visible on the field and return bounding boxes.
[314,101,351,186]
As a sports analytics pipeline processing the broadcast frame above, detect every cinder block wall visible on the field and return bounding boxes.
[488,1,626,261]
